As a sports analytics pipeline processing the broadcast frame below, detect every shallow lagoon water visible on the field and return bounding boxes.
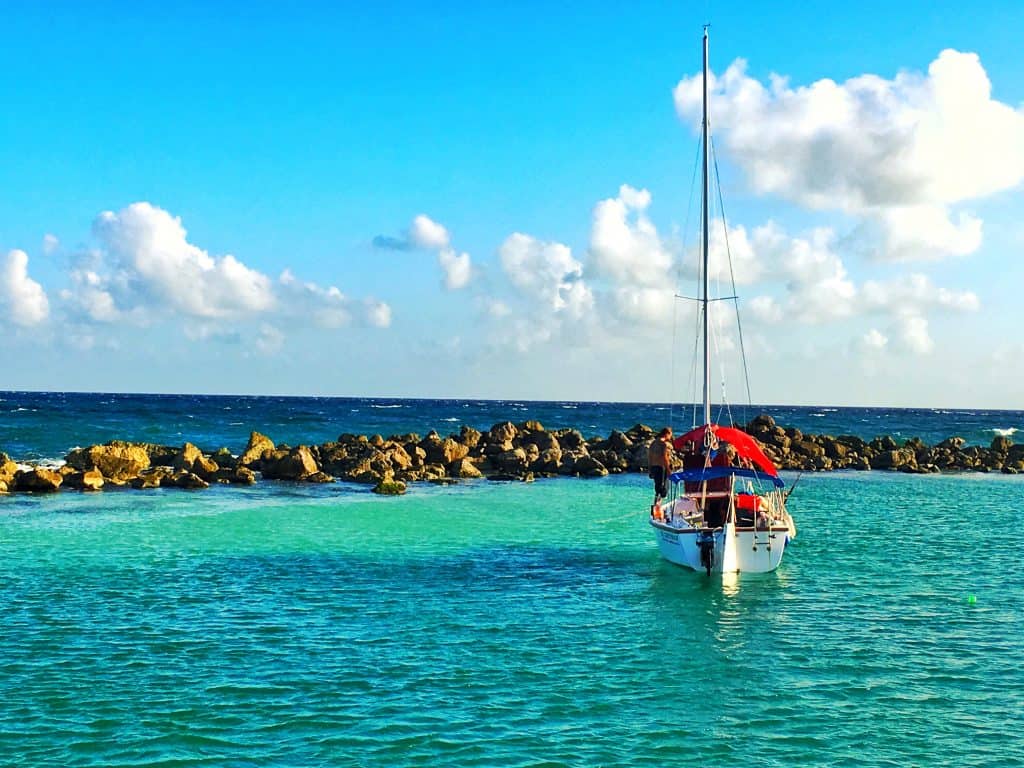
[3,471,1022,766]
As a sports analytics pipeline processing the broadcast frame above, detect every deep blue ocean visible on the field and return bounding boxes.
[1,390,1021,461]
[2,392,1023,766]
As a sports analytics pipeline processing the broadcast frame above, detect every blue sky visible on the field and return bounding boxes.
[1,1,1023,407]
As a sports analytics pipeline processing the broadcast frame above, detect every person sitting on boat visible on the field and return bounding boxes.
[647,427,674,506]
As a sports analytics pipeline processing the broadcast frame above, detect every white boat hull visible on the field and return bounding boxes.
[650,505,791,574]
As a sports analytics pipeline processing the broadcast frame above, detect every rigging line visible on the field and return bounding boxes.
[711,136,754,420]
[673,134,705,433]
[706,158,731,429]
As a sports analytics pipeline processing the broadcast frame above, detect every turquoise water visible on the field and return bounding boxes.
[3,472,1022,766]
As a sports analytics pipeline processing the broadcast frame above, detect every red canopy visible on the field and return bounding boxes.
[672,425,778,477]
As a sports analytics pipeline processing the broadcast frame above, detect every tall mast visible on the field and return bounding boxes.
[701,26,711,427]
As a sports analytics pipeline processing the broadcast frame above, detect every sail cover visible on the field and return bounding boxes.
[672,425,779,477]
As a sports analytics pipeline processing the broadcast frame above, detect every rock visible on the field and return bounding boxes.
[824,440,848,460]
[872,435,899,451]
[555,429,587,451]
[226,466,257,485]
[936,436,966,450]
[495,447,528,474]
[626,423,654,441]
[870,448,917,470]
[519,420,545,433]
[306,471,334,483]
[458,426,482,449]
[65,443,150,481]
[211,447,237,469]
[991,435,1013,454]
[0,480,7,493]
[449,458,483,478]
[0,455,17,487]
[488,421,518,445]
[15,468,63,492]
[420,434,469,465]
[573,455,609,477]
[746,413,776,432]
[835,434,868,452]
[173,443,219,479]
[261,445,320,480]
[590,449,627,472]
[531,448,562,474]
[373,479,406,495]
[384,444,414,471]
[238,431,275,467]
[606,430,634,452]
[131,472,165,489]
[65,469,105,491]
[173,471,209,489]
[792,440,825,459]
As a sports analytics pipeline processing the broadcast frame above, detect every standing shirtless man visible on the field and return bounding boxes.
[648,427,674,505]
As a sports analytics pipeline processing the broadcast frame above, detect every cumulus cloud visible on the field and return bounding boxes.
[255,323,285,355]
[743,221,978,354]
[1,249,50,326]
[499,233,592,317]
[860,328,889,351]
[410,214,451,250]
[53,203,391,348]
[376,213,473,290]
[439,249,472,290]
[276,269,392,329]
[42,234,60,255]
[93,202,275,318]
[675,49,1024,260]
[589,184,674,287]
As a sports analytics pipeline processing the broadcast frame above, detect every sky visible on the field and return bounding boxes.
[1,1,1023,408]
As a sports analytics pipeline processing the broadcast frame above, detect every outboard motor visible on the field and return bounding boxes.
[697,531,716,576]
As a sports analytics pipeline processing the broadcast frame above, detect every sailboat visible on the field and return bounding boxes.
[649,28,796,575]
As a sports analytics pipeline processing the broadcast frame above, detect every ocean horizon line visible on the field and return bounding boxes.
[2,389,1023,415]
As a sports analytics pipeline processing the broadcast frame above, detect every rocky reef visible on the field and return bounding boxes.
[1,414,1021,496]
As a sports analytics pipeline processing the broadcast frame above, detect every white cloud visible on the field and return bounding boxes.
[861,273,980,313]
[255,323,285,355]
[46,203,391,351]
[675,49,1024,260]
[893,313,934,354]
[1,249,50,326]
[589,184,674,287]
[93,202,275,318]
[609,285,676,327]
[364,299,392,329]
[278,269,392,329]
[410,214,451,250]
[499,232,591,315]
[439,248,472,290]
[42,234,60,255]
[748,295,782,323]
[378,213,473,291]
[744,224,857,323]
[60,269,120,323]
[860,328,889,350]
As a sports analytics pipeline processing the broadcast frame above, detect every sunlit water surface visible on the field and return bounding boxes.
[2,471,1022,766]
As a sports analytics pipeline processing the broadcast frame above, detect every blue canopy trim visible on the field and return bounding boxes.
[668,466,786,489]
